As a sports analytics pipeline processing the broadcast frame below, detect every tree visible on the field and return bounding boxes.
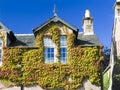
[103,47,111,69]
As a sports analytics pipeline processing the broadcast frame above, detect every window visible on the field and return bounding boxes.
[0,38,2,65]
[60,36,67,63]
[44,37,55,63]
[43,36,67,64]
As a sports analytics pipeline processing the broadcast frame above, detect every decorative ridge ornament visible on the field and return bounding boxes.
[53,4,57,16]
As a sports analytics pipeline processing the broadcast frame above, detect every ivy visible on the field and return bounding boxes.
[0,23,103,90]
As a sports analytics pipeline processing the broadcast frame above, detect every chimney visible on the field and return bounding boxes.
[82,9,94,35]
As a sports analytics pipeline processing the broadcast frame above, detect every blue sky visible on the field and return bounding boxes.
[0,0,116,48]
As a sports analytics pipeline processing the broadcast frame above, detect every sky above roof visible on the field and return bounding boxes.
[0,0,116,48]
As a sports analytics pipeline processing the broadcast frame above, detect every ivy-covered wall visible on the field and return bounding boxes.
[0,23,103,90]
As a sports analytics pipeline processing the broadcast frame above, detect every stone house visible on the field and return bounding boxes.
[105,0,120,90]
[0,8,102,90]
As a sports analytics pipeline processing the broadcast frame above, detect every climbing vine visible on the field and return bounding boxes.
[0,23,103,90]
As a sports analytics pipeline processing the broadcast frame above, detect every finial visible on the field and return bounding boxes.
[85,9,90,18]
[53,4,57,16]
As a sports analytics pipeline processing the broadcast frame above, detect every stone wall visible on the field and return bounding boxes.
[0,79,100,90]
[78,79,100,90]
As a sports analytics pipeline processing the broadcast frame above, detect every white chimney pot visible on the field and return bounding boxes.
[85,9,90,18]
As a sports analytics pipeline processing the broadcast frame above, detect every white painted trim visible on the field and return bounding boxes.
[84,32,94,35]
[15,34,34,36]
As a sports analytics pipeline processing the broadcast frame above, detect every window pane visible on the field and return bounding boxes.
[63,53,66,57]
[60,36,67,47]
[60,47,67,63]
[44,37,55,47]
[48,48,50,52]
[44,47,54,63]
[51,53,54,57]
[51,48,54,52]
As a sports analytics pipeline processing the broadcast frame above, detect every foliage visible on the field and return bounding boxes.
[0,79,15,87]
[0,23,103,89]
[103,70,110,90]
[1,48,25,85]
[117,55,120,60]
[114,74,120,81]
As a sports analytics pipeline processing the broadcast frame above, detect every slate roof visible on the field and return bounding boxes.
[9,33,102,47]
[77,33,102,46]
[0,22,16,42]
[10,34,35,47]
[33,16,78,33]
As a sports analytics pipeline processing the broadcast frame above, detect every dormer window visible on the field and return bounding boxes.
[43,36,67,64]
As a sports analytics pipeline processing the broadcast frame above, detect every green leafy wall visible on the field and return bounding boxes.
[103,70,110,90]
[0,23,103,90]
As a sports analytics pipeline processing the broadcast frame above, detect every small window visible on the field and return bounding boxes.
[60,36,67,63]
[60,36,67,47]
[60,48,67,63]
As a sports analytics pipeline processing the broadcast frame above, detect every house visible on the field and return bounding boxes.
[106,0,120,90]
[0,8,103,90]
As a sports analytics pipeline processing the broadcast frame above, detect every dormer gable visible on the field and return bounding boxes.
[33,16,79,36]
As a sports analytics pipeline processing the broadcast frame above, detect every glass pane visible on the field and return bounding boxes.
[60,36,67,47]
[51,54,54,57]
[63,53,66,57]
[63,48,66,52]
[48,48,50,52]
[51,48,54,52]
[48,54,50,58]
[44,47,54,64]
[60,47,67,63]
[44,37,55,47]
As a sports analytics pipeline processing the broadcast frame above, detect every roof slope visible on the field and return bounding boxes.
[77,33,102,46]
[9,33,102,47]
[33,16,78,33]
[10,34,35,47]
